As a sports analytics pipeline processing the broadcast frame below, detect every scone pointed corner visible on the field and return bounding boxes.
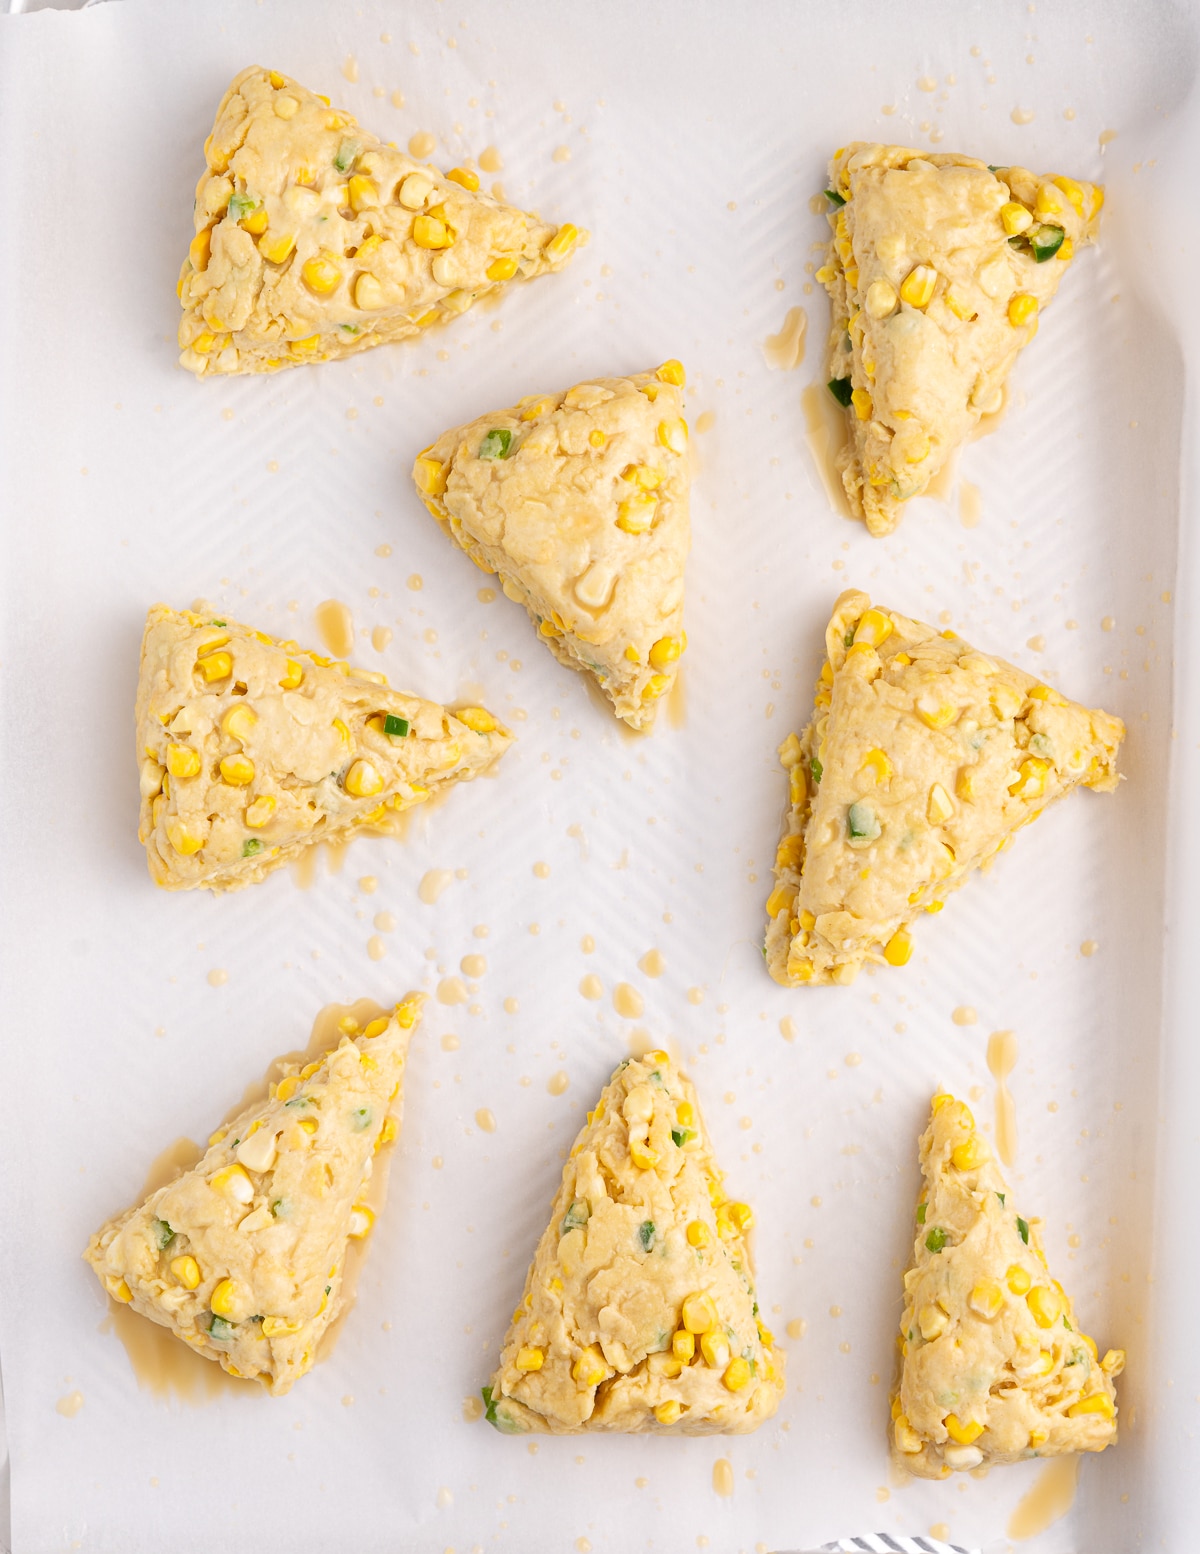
[178,66,586,376]
[764,588,1123,986]
[412,362,692,731]
[136,604,512,890]
[891,1092,1124,1476]
[83,994,424,1395]
[817,143,1103,535]
[483,1049,784,1435]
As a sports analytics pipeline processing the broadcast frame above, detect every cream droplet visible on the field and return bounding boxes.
[580,934,596,954]
[207,968,228,987]
[478,144,503,172]
[687,986,705,1005]
[695,410,717,434]
[341,54,358,82]
[1102,616,1116,631]
[779,1016,797,1042]
[503,997,519,1015]
[436,1486,453,1509]
[418,869,455,904]
[917,74,936,91]
[952,1005,978,1026]
[440,1033,460,1052]
[375,543,392,558]
[462,1394,483,1421]
[390,89,405,110]
[553,144,571,163]
[475,1107,496,1133]
[408,130,436,159]
[358,875,378,894]
[786,1319,806,1340]
[314,599,354,659]
[477,587,496,603]
[1011,105,1036,125]
[638,948,665,978]
[533,861,551,879]
[547,1071,569,1096]
[1081,939,1099,957]
[373,911,397,933]
[56,1391,84,1418]
[613,983,644,1019]
[437,977,468,1005]
[371,625,392,653]
[460,954,487,978]
[712,1458,734,1497]
[763,306,808,371]
[579,974,603,1001]
[367,936,386,961]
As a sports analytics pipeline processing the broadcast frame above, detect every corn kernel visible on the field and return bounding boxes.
[479,254,520,285]
[657,418,688,454]
[414,456,448,498]
[700,1330,730,1369]
[166,818,204,856]
[645,1050,670,1067]
[301,254,342,294]
[926,782,955,824]
[899,264,937,308]
[616,491,657,534]
[681,1292,718,1334]
[723,1357,753,1392]
[653,1399,682,1425]
[648,634,686,671]
[258,230,297,264]
[168,1255,200,1290]
[641,675,670,701]
[1067,1391,1115,1420]
[515,1346,544,1372]
[346,174,380,212]
[686,1220,710,1248]
[1007,1264,1032,1299]
[919,1304,948,1340]
[884,929,913,967]
[1008,292,1038,328]
[1034,183,1064,218]
[572,1344,611,1386]
[853,608,894,648]
[244,794,276,828]
[348,1204,375,1238]
[198,650,233,683]
[894,1413,923,1453]
[726,1201,754,1233]
[219,754,255,786]
[210,1278,240,1318]
[1027,1286,1063,1328]
[166,744,201,779]
[413,214,451,249]
[105,1275,133,1303]
[211,1163,253,1204]
[944,1414,983,1446]
[344,758,384,798]
[656,358,686,386]
[968,1279,1005,1320]
[671,1329,695,1362]
[588,428,606,449]
[221,704,258,742]
[629,1138,660,1171]
[915,694,957,729]
[1051,175,1085,214]
[1029,1427,1049,1447]
[456,706,498,734]
[1000,201,1033,235]
[951,1134,989,1171]
[544,223,580,261]
[239,204,269,236]
[261,1315,303,1337]
[858,747,892,785]
[851,388,873,420]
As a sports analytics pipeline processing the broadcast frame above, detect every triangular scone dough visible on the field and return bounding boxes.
[414,364,691,731]
[818,143,1102,535]
[178,66,586,376]
[136,605,512,890]
[765,589,1123,986]
[84,995,423,1396]
[892,1093,1123,1477]
[484,1051,785,1435]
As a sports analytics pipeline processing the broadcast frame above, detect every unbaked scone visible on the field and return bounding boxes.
[765,589,1123,986]
[178,66,586,375]
[413,364,691,730]
[818,144,1102,534]
[893,1092,1123,1477]
[84,996,422,1395]
[483,1050,785,1434]
[136,605,511,890]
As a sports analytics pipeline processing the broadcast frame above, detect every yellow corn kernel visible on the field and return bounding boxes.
[188,228,213,273]
[219,754,255,786]
[273,93,299,119]
[571,1344,611,1387]
[1027,1286,1063,1329]
[471,253,520,287]
[927,782,955,824]
[414,455,448,497]
[894,1413,922,1453]
[166,744,201,779]
[884,929,913,967]
[1052,175,1085,213]
[686,1220,710,1248]
[968,1280,1005,1320]
[394,995,423,1030]
[347,174,380,212]
[538,617,562,638]
[198,650,233,683]
[221,704,258,742]
[544,223,580,261]
[1010,756,1050,800]
[653,1399,682,1425]
[951,1134,990,1171]
[167,1254,200,1290]
[629,1138,660,1171]
[258,230,296,264]
[1000,200,1033,235]
[191,330,218,354]
[915,694,957,729]
[261,1315,303,1338]
[211,1163,253,1204]
[358,1017,389,1042]
[616,491,657,534]
[850,388,873,420]
[301,254,342,294]
[239,204,269,236]
[675,1101,694,1129]
[723,1358,753,1392]
[1034,182,1064,218]
[348,1204,376,1239]
[344,758,384,798]
[105,1275,133,1303]
[288,334,322,357]
[681,1291,718,1334]
[726,1201,754,1233]
[271,654,303,690]
[857,747,892,785]
[435,165,478,194]
[1057,236,1074,261]
[775,834,804,872]
[274,1075,300,1103]
[648,633,686,672]
[244,794,276,828]
[457,706,498,734]
[700,1330,731,1369]
[515,1346,544,1372]
[166,818,204,856]
[843,265,860,289]
[1067,1391,1115,1420]
[944,1414,983,1446]
[210,1278,240,1318]
[1029,1427,1049,1447]
[1101,1348,1126,1375]
[899,264,937,308]
[1008,292,1038,328]
[671,1329,695,1362]
[645,1049,670,1067]
[853,607,894,648]
[918,1304,948,1341]
[413,214,451,249]
[656,358,686,386]
[587,428,607,450]
[1006,1266,1031,1302]
[657,418,688,454]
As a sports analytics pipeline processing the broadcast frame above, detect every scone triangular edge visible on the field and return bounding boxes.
[84,995,424,1395]
[179,66,586,375]
[484,1051,785,1434]
[136,604,512,890]
[413,363,691,731]
[818,143,1102,534]
[765,589,1123,985]
[892,1092,1123,1476]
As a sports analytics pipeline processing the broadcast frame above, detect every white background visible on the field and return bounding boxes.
[1,2,1198,1551]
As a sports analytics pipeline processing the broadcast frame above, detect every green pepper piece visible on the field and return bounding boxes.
[383,713,410,738]
[209,1315,234,1341]
[671,1128,693,1148]
[351,1107,373,1131]
[824,188,846,206]
[915,1202,927,1224]
[478,428,513,460]
[827,376,853,408]
[334,137,361,173]
[242,838,263,858]
[227,194,257,222]
[152,1217,175,1250]
[1017,1216,1030,1245]
[925,1226,948,1253]
[1029,223,1066,262]
[810,757,824,784]
[847,800,881,842]
[560,1199,590,1235]
[638,1220,656,1251]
